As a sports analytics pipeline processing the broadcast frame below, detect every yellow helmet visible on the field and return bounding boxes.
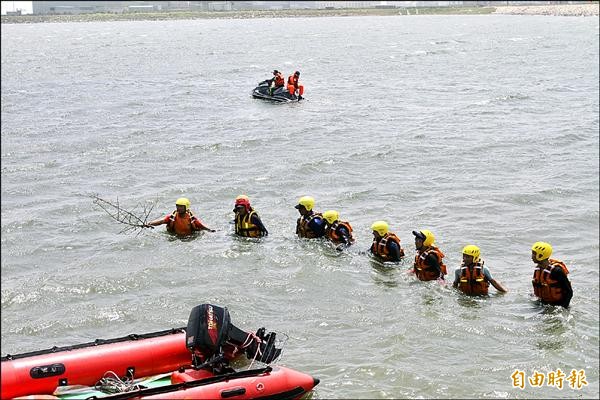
[296,196,315,211]
[322,210,339,225]
[371,220,389,236]
[175,197,191,211]
[462,245,481,263]
[532,241,552,261]
[413,229,435,247]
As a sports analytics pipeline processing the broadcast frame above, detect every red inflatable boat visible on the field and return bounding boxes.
[1,304,319,399]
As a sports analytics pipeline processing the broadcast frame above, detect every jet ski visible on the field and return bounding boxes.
[252,80,303,102]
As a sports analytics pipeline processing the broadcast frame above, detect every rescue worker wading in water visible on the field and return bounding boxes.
[322,210,355,251]
[531,241,573,308]
[269,70,285,96]
[412,229,447,281]
[295,196,325,239]
[233,195,268,238]
[369,221,404,262]
[147,198,215,236]
[287,71,304,100]
[453,245,508,296]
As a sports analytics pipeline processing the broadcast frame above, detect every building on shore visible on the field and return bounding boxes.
[32,1,130,14]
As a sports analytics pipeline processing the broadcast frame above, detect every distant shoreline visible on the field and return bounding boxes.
[493,3,598,16]
[1,4,598,24]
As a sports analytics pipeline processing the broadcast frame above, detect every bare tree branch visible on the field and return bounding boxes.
[91,194,156,234]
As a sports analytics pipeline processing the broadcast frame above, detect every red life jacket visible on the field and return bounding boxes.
[458,261,489,296]
[326,221,354,245]
[532,259,569,303]
[370,233,404,262]
[414,246,447,281]
[287,74,298,89]
[296,212,323,238]
[274,74,285,87]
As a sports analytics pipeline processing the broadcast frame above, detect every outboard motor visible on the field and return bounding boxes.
[186,304,282,371]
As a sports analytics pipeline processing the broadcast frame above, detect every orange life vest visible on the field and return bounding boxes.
[235,210,263,238]
[532,259,569,303]
[274,74,285,87]
[458,261,489,296]
[287,75,298,89]
[296,213,323,239]
[325,221,354,245]
[166,210,197,236]
[371,233,404,262]
[414,246,447,281]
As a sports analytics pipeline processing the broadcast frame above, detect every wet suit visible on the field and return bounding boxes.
[386,241,402,262]
[307,217,326,237]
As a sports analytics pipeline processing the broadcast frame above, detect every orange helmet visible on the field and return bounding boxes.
[234,195,251,212]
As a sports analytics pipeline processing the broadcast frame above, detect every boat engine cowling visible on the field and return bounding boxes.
[186,304,282,366]
[186,304,231,360]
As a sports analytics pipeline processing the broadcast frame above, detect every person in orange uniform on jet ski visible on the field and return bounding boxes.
[287,71,304,99]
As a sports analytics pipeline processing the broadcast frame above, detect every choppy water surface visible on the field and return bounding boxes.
[1,15,599,399]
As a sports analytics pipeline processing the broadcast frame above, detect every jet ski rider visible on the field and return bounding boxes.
[287,71,304,100]
[269,70,285,96]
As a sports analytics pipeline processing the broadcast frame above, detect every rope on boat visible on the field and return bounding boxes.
[94,371,142,394]
[247,332,289,370]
